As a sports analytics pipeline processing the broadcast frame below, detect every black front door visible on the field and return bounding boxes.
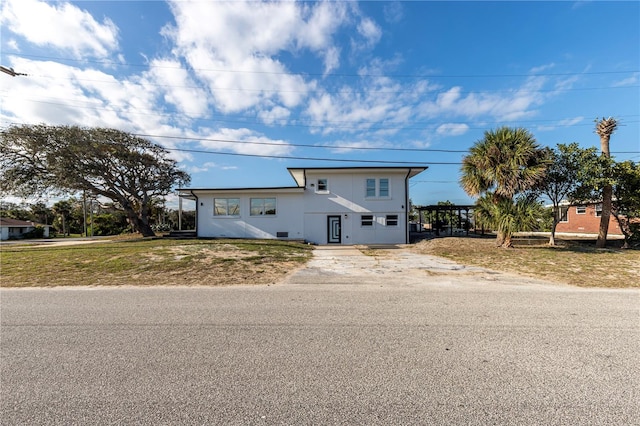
[327,215,341,244]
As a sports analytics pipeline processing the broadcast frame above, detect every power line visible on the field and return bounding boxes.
[2,95,638,133]
[164,146,458,165]
[135,133,640,155]
[2,121,638,156]
[20,73,639,96]
[4,52,639,79]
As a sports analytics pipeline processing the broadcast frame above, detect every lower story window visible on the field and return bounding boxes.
[559,207,568,223]
[214,198,240,216]
[251,198,276,216]
[361,215,374,227]
[595,203,603,217]
[386,214,399,226]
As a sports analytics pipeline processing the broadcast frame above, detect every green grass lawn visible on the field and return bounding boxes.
[0,238,313,287]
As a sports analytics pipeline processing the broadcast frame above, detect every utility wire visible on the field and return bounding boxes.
[18,73,639,96]
[1,95,637,133]
[2,122,638,155]
[4,53,638,79]
[163,147,454,165]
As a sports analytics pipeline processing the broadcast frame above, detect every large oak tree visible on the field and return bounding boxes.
[0,125,190,237]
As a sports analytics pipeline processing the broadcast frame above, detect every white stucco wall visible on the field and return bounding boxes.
[195,191,305,240]
[301,170,408,245]
[188,167,421,245]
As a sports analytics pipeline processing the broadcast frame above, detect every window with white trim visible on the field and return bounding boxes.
[379,179,389,197]
[361,215,374,227]
[386,214,399,226]
[576,205,586,214]
[250,198,276,216]
[595,203,603,217]
[214,198,240,216]
[316,178,328,192]
[365,178,390,198]
[559,207,568,223]
[366,179,376,197]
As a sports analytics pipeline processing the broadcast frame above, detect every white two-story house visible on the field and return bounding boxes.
[179,166,427,245]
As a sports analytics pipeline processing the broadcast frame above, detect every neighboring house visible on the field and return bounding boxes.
[555,202,622,235]
[0,218,51,241]
[179,166,427,245]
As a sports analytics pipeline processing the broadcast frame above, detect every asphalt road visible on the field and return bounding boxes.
[1,247,639,425]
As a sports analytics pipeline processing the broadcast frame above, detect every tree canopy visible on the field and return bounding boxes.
[538,143,602,245]
[0,125,190,237]
[460,127,550,247]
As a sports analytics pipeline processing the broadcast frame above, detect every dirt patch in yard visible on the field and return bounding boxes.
[411,237,640,288]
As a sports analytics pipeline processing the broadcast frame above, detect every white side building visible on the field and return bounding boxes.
[179,166,427,245]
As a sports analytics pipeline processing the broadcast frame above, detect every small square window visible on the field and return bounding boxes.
[576,205,586,214]
[361,215,374,227]
[386,214,398,226]
[317,178,328,192]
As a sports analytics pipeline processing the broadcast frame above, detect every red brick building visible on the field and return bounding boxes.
[555,203,622,235]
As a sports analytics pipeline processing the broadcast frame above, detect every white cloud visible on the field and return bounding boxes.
[145,58,209,118]
[530,63,555,74]
[258,106,291,126]
[0,0,119,58]
[187,127,293,157]
[417,76,549,121]
[357,18,382,49]
[436,123,469,136]
[162,1,352,116]
[383,2,404,24]
[612,73,639,87]
[537,116,584,132]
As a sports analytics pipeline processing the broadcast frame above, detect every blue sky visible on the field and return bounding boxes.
[1,0,638,208]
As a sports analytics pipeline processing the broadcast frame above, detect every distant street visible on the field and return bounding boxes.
[2,247,639,425]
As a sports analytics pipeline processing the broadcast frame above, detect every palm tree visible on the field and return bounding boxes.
[475,193,545,248]
[52,200,72,236]
[595,117,617,248]
[461,127,549,247]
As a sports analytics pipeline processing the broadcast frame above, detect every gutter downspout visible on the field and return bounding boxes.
[404,168,412,244]
[190,190,199,236]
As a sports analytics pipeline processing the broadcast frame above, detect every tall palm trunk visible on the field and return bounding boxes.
[595,117,617,249]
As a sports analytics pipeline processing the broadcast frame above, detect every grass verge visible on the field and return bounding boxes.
[413,236,640,288]
[0,238,313,288]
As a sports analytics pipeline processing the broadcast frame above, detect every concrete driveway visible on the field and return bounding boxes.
[1,245,639,425]
[285,245,553,287]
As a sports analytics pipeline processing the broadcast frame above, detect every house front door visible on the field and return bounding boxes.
[327,215,341,244]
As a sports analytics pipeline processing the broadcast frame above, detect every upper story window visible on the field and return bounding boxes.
[379,179,389,197]
[365,178,390,198]
[316,178,328,192]
[214,198,240,216]
[576,205,586,214]
[250,198,276,216]
[366,179,376,197]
